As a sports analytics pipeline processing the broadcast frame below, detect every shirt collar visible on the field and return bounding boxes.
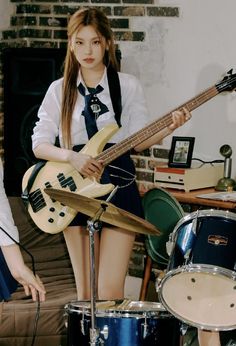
[77,67,107,92]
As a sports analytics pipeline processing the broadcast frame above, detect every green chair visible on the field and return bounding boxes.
[139,187,185,300]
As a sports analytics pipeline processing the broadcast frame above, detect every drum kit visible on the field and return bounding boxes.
[45,187,236,345]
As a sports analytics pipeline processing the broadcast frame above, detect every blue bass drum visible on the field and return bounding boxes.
[143,188,185,267]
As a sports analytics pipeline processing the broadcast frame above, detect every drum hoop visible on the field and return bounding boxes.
[65,308,168,319]
[158,298,236,331]
[65,300,168,318]
[161,263,236,282]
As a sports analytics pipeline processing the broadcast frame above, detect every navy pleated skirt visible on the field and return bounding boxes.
[70,143,144,226]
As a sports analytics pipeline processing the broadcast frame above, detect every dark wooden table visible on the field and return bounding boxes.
[166,187,236,211]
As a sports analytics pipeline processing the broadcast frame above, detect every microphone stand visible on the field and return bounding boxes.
[87,186,118,345]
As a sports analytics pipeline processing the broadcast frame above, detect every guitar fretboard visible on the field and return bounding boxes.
[97,85,219,165]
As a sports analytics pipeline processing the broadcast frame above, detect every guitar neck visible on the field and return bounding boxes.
[97,84,219,165]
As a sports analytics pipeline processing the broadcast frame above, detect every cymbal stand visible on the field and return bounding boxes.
[87,186,118,345]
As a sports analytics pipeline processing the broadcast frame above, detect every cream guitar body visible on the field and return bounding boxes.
[22,124,118,234]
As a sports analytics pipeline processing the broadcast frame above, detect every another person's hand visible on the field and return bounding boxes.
[169,107,191,131]
[1,244,46,302]
[12,264,46,302]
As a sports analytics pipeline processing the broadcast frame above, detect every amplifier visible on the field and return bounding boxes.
[154,164,224,192]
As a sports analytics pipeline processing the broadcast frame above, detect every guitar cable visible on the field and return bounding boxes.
[108,164,136,189]
[0,226,40,346]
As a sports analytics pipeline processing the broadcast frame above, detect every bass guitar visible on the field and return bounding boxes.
[22,70,236,234]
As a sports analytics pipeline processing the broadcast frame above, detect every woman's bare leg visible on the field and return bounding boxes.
[198,330,221,346]
[63,225,100,300]
[97,226,135,300]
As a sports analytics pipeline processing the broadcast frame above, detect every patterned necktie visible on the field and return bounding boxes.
[78,83,107,139]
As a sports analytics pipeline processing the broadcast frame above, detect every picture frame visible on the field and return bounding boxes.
[168,136,195,168]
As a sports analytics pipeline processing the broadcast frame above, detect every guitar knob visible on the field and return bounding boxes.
[59,212,65,217]
[48,218,54,223]
[49,207,55,212]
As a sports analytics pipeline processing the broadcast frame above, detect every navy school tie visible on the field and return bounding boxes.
[78,83,108,139]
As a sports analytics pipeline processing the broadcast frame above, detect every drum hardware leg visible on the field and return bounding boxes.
[87,186,119,346]
[87,219,100,345]
[139,255,152,301]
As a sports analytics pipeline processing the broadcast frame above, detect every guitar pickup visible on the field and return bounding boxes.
[28,189,46,213]
[57,173,77,191]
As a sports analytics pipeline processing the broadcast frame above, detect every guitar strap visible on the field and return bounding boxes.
[21,160,46,206]
[107,65,122,128]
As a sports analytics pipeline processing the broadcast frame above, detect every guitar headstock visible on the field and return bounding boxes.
[216,69,236,93]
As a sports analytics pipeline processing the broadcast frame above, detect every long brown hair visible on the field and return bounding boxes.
[61,7,118,148]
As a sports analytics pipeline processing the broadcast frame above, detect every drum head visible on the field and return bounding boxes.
[143,188,184,266]
[159,265,236,331]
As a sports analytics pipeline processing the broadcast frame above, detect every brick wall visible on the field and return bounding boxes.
[0,0,179,278]
[0,0,179,153]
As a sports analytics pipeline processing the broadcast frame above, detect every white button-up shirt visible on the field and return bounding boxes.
[0,159,19,246]
[32,69,150,149]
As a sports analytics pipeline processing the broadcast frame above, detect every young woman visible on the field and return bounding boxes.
[32,7,190,301]
[0,158,45,302]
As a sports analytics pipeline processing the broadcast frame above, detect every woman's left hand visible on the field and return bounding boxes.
[169,107,191,131]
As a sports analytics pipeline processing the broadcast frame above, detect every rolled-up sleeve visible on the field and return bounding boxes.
[0,160,19,246]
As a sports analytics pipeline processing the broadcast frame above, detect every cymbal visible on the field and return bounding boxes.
[45,188,161,236]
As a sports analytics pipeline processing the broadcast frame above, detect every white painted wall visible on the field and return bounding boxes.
[0,0,13,31]
[120,0,236,178]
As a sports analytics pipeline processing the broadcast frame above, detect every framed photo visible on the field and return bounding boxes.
[168,136,195,168]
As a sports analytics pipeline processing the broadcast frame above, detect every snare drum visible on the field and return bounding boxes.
[159,209,236,331]
[65,300,180,345]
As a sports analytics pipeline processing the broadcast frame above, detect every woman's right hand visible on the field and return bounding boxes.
[68,151,103,178]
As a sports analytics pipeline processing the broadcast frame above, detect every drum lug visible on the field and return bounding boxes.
[155,270,166,292]
[100,325,109,340]
[180,322,189,336]
[80,318,90,336]
[63,311,68,329]
[141,317,149,339]
[191,214,198,235]
[184,248,192,261]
